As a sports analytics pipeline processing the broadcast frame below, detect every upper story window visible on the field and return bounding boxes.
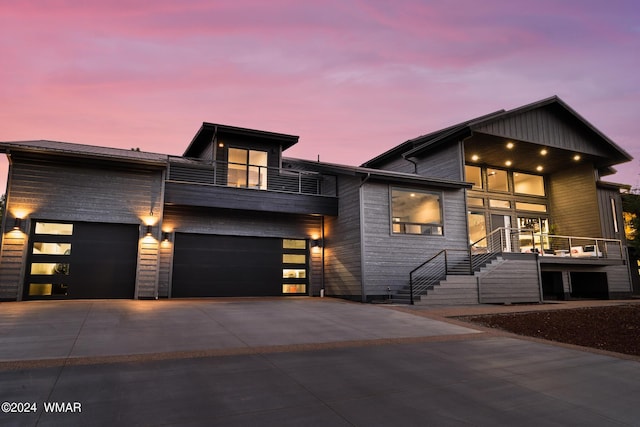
[487,168,508,192]
[513,172,545,196]
[391,188,443,235]
[228,148,268,189]
[465,165,483,189]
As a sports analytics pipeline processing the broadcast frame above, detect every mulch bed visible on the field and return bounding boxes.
[458,304,640,357]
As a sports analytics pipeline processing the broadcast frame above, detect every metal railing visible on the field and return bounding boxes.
[470,227,624,261]
[167,160,337,196]
[409,249,471,304]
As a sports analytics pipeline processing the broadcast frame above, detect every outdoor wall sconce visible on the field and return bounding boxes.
[12,217,22,231]
[145,224,153,236]
[311,238,323,248]
[162,232,171,242]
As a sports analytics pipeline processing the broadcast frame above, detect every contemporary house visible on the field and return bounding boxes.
[0,96,634,304]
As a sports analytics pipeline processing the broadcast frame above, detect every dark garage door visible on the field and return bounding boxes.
[172,234,283,297]
[25,221,139,299]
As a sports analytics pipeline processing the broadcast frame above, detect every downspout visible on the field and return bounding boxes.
[358,173,371,302]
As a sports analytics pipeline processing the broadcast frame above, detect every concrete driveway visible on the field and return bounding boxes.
[1,298,639,426]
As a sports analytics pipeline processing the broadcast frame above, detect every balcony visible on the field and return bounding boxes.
[471,227,625,267]
[164,159,338,216]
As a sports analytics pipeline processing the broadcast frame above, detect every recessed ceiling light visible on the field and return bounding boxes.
[471,154,479,161]
[506,142,514,149]
[573,154,581,161]
[505,160,512,167]
[540,149,548,155]
[536,165,544,172]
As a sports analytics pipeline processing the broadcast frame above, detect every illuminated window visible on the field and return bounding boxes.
[32,242,71,255]
[227,148,268,189]
[487,169,508,192]
[516,202,547,212]
[283,239,306,249]
[282,239,307,295]
[35,222,73,235]
[468,212,486,245]
[467,197,484,207]
[489,199,511,209]
[465,165,483,189]
[30,263,70,275]
[282,284,306,294]
[514,172,545,196]
[391,188,443,235]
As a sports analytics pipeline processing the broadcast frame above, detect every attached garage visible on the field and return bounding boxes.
[171,233,308,297]
[25,221,139,300]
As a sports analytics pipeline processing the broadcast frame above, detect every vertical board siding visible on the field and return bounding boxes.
[162,206,323,296]
[597,188,624,240]
[323,176,362,299]
[475,106,611,157]
[415,143,464,181]
[360,181,468,297]
[1,157,164,300]
[548,163,601,238]
[158,241,174,298]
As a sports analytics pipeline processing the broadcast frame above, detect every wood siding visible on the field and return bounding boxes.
[597,187,624,240]
[360,181,469,298]
[474,106,612,157]
[371,142,464,181]
[323,175,363,299]
[0,156,164,300]
[414,143,464,181]
[160,206,323,297]
[165,181,338,216]
[548,163,601,238]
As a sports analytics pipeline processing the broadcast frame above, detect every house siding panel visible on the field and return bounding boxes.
[360,181,468,298]
[324,176,362,299]
[414,143,463,181]
[0,157,163,300]
[548,163,601,238]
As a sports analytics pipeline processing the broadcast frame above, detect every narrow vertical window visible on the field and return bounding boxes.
[611,198,619,233]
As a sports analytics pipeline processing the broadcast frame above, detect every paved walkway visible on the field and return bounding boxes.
[1,298,639,426]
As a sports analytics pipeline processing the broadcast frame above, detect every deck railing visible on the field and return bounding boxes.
[167,160,337,196]
[470,227,624,261]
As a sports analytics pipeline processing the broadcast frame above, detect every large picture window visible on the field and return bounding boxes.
[227,148,268,189]
[513,172,545,196]
[391,188,443,235]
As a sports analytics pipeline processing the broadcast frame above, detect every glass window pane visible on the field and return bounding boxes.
[31,263,70,275]
[28,283,67,296]
[282,284,306,294]
[228,148,247,164]
[468,212,486,245]
[516,202,547,212]
[283,269,306,279]
[35,222,73,235]
[465,165,483,189]
[489,199,511,209]
[283,254,306,264]
[249,150,267,167]
[487,169,508,192]
[513,172,545,196]
[467,197,484,207]
[391,188,443,235]
[32,243,71,255]
[283,239,306,249]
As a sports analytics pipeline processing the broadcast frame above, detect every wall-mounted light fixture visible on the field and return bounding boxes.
[162,232,171,242]
[311,238,323,248]
[12,217,22,231]
[145,225,153,236]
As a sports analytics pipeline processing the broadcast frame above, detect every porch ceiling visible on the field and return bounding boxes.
[464,133,598,175]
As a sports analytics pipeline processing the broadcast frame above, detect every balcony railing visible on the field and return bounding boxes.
[471,227,624,264]
[167,160,337,196]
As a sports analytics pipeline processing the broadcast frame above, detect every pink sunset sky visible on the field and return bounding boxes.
[1,0,639,190]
